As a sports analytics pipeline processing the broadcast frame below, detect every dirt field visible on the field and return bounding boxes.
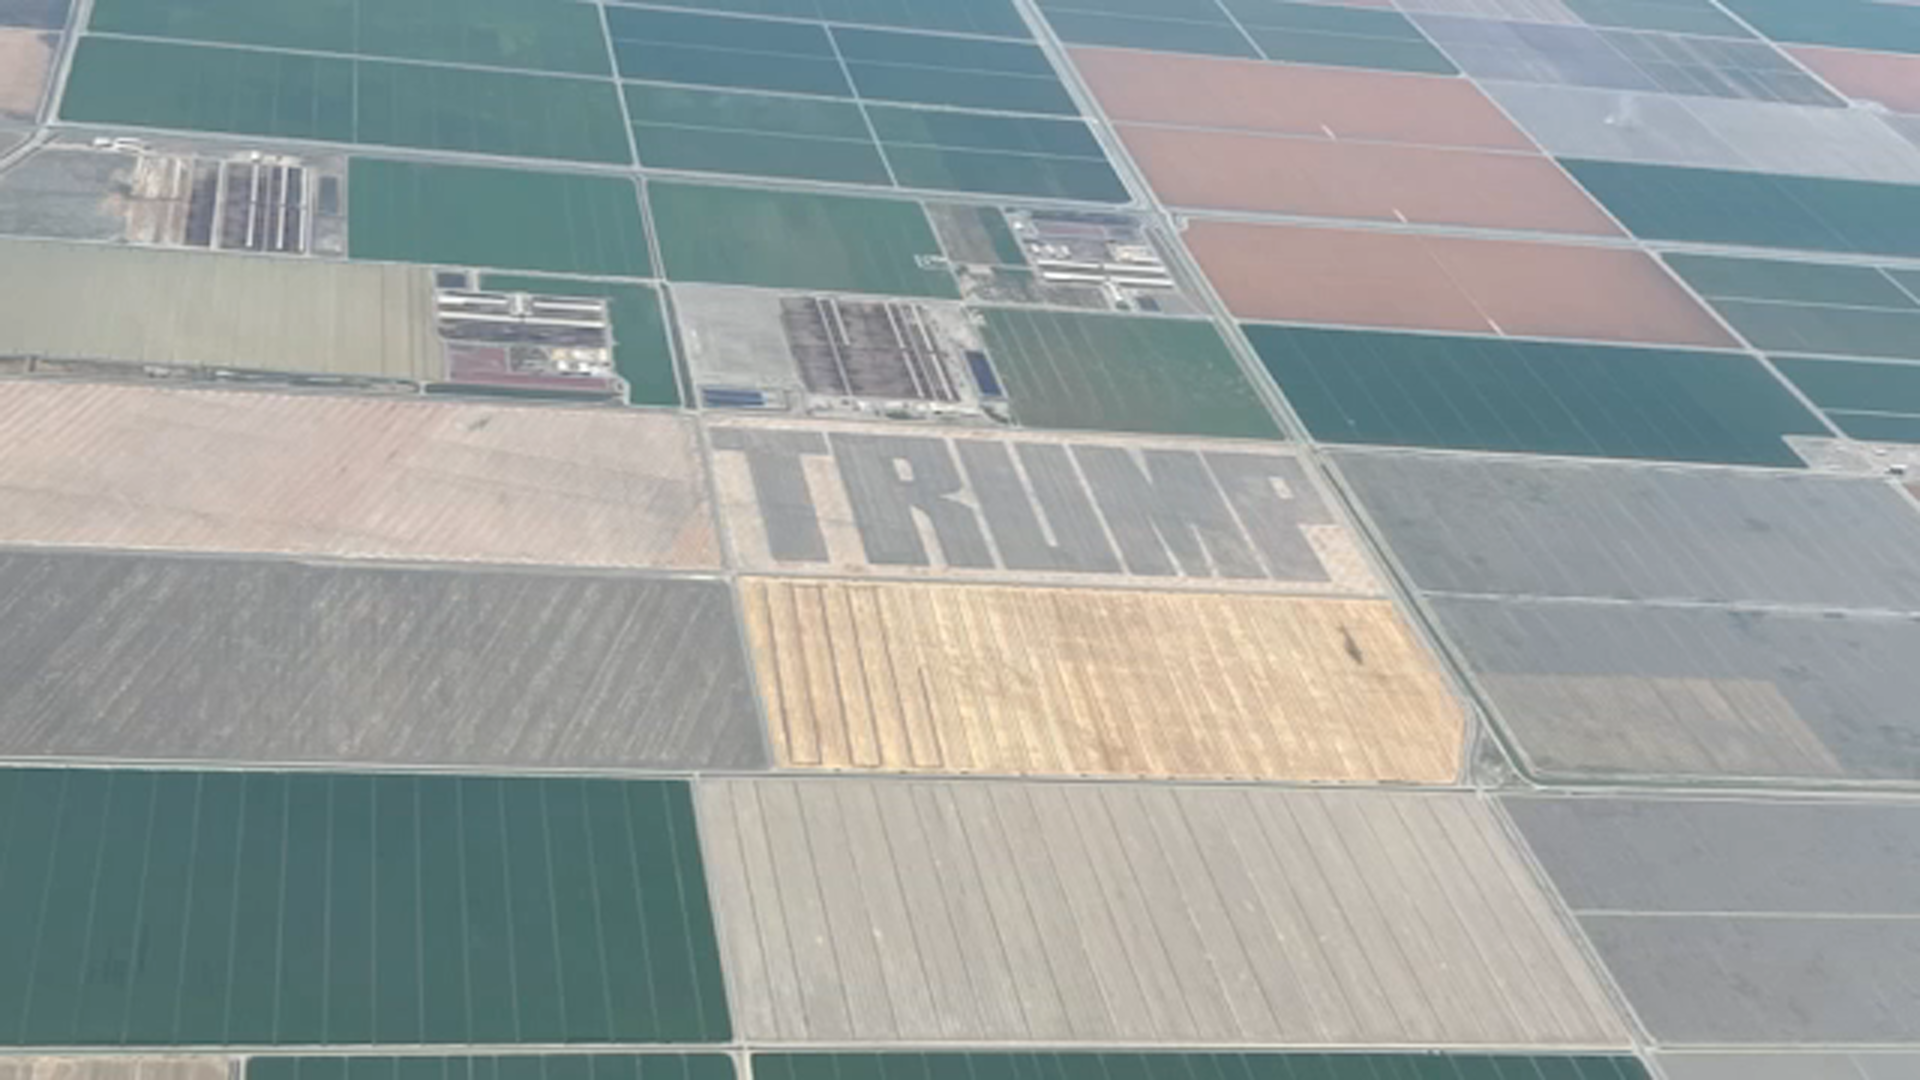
[0,29,54,120]
[1072,45,1530,148]
[1186,220,1736,347]
[1788,44,1920,114]
[1124,125,1617,233]
[1434,236,1739,345]
[0,381,722,568]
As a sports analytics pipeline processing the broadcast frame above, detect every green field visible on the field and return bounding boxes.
[1723,0,1920,52]
[1711,301,1920,362]
[616,0,1032,38]
[1567,160,1920,258]
[871,108,1107,159]
[981,308,1281,438]
[1566,0,1750,36]
[354,62,631,163]
[883,146,1125,200]
[252,1057,733,1080]
[73,0,1126,201]
[836,27,1079,114]
[352,159,653,277]
[650,181,958,296]
[604,8,1123,198]
[1773,356,1920,443]
[1668,253,1916,307]
[61,36,356,141]
[61,37,631,164]
[871,107,1126,201]
[624,81,1123,198]
[484,273,682,406]
[0,769,730,1045]
[88,0,611,74]
[1223,0,1457,74]
[1667,253,1920,361]
[1040,0,1260,58]
[1884,268,1920,298]
[1249,323,1827,467]
[1039,0,1452,66]
[1040,0,1243,18]
[627,85,890,185]
[608,6,852,96]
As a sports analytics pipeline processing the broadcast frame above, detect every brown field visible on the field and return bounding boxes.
[0,381,721,568]
[1788,45,1920,114]
[1185,220,1736,347]
[1433,237,1738,345]
[0,29,53,119]
[1123,125,1617,234]
[742,577,1468,783]
[1185,223,1492,333]
[1072,46,1530,148]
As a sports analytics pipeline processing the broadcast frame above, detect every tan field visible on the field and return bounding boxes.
[0,381,720,568]
[742,577,1468,783]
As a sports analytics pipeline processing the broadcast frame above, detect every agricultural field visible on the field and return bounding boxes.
[2,0,1919,1074]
